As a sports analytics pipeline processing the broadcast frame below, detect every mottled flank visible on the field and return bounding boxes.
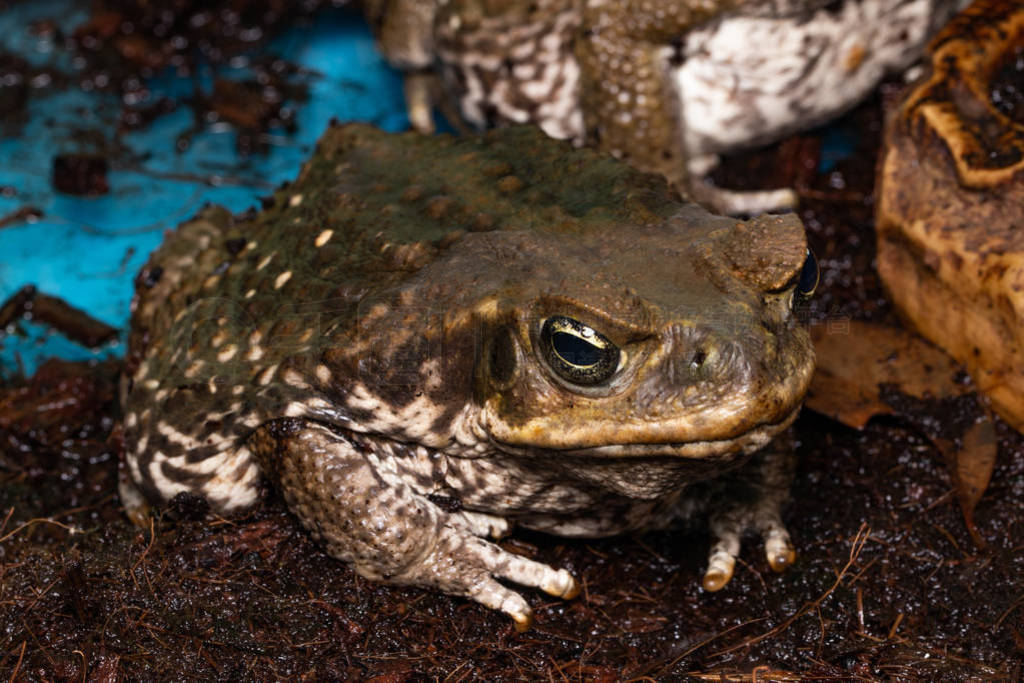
[122,124,814,628]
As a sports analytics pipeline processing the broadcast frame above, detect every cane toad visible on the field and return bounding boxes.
[120,124,816,629]
[366,0,966,213]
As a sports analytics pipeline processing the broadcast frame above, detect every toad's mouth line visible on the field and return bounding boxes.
[488,404,802,459]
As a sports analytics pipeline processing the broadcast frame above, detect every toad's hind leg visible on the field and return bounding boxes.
[701,436,797,592]
[249,419,578,630]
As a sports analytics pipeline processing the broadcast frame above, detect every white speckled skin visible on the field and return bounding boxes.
[674,0,962,158]
[121,125,815,629]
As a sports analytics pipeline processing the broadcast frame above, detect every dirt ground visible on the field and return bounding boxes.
[1,2,1022,680]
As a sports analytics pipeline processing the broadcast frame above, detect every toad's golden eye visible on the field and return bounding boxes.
[540,316,620,386]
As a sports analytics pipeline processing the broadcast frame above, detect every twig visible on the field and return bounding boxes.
[993,593,1024,629]
[129,516,158,592]
[7,641,25,683]
[652,617,770,677]
[73,649,86,683]
[0,517,80,543]
[0,507,14,537]
[886,613,905,640]
[632,537,668,564]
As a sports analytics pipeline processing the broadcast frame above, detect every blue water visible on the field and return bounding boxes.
[0,2,408,375]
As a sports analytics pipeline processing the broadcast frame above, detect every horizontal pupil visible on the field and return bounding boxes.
[552,331,603,367]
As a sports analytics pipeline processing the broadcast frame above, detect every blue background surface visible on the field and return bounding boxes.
[0,2,408,374]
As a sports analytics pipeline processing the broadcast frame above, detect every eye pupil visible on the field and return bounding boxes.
[552,331,603,368]
[540,316,620,386]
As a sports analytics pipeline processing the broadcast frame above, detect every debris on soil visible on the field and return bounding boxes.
[0,358,119,485]
[72,0,321,151]
[0,285,36,330]
[937,417,999,549]
[52,153,110,196]
[188,67,307,155]
[2,0,327,149]
[0,51,34,124]
[72,0,325,75]
[0,205,43,230]
[0,285,120,348]
[807,296,1000,554]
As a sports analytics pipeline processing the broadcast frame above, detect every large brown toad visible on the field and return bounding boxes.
[120,124,816,629]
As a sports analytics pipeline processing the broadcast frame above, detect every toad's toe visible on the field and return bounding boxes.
[703,529,740,592]
[763,524,796,573]
[480,538,579,600]
[471,576,534,631]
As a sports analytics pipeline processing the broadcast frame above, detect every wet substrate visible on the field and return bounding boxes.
[2,99,1023,680]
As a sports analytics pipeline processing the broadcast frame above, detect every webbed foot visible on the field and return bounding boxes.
[390,523,578,630]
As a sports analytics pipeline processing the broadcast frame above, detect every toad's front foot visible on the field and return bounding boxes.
[686,154,799,216]
[699,440,797,591]
[251,420,578,631]
[703,511,796,591]
[389,523,579,631]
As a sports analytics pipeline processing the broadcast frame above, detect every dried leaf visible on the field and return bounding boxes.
[809,320,998,545]
[806,320,968,429]
[936,417,998,549]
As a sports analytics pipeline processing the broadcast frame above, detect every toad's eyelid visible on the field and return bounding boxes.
[769,249,818,296]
